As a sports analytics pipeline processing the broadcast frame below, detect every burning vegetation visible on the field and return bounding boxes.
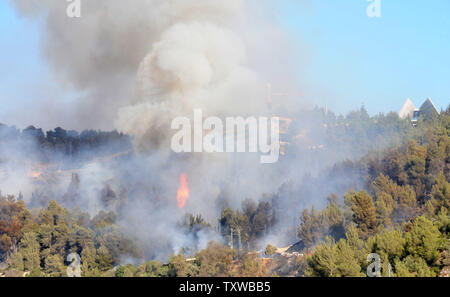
[177,173,190,209]
[0,0,449,279]
[0,107,448,277]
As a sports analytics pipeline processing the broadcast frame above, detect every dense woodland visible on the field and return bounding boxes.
[301,107,450,277]
[0,106,449,277]
[0,124,132,162]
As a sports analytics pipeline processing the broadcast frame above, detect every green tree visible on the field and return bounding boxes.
[430,173,450,214]
[264,244,277,256]
[239,253,266,276]
[395,255,435,277]
[195,242,236,277]
[333,239,364,277]
[44,254,66,277]
[96,245,114,271]
[345,191,378,238]
[168,254,198,277]
[135,260,168,277]
[372,229,405,262]
[81,246,99,276]
[323,194,346,241]
[405,216,442,265]
[305,237,337,277]
[20,232,41,273]
[298,207,324,250]
[375,192,395,227]
[7,251,24,276]
[115,264,137,277]
[0,234,12,260]
[344,226,366,265]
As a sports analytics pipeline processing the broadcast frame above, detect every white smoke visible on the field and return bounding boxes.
[8,0,306,260]
[9,0,295,131]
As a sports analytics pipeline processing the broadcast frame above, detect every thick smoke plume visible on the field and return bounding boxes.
[11,0,298,131]
[6,0,363,260]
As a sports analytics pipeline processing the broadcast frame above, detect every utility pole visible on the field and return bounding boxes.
[229,228,234,249]
[237,228,242,252]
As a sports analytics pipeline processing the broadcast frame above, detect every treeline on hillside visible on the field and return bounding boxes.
[0,124,132,162]
[0,196,139,277]
[175,107,450,276]
[213,108,450,254]
[0,195,272,277]
[298,108,450,276]
[0,105,442,165]
[286,105,447,165]
[0,107,448,277]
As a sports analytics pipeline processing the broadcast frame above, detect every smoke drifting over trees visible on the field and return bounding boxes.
[5,0,303,259]
[10,0,296,132]
[2,0,448,274]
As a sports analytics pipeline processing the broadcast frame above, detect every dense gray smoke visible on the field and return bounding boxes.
[6,0,309,259]
[10,0,299,131]
[5,0,378,261]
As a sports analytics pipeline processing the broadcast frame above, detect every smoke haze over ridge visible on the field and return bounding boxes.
[2,0,312,259]
[9,0,301,133]
[1,0,408,261]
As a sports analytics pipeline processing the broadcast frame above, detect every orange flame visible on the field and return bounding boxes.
[177,173,190,209]
[27,170,42,179]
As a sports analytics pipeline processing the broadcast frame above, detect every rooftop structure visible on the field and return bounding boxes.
[399,98,416,120]
[399,98,439,125]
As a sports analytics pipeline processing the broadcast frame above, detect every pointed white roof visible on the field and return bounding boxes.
[419,98,439,115]
[399,98,417,119]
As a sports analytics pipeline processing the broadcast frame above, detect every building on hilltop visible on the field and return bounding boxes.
[399,98,439,125]
[419,98,439,119]
[399,98,416,120]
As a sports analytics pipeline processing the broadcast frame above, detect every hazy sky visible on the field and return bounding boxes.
[0,0,449,129]
[275,0,450,115]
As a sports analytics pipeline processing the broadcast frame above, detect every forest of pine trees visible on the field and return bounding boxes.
[0,124,132,162]
[0,106,449,277]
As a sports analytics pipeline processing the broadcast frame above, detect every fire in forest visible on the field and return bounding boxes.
[27,170,42,179]
[176,173,190,209]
